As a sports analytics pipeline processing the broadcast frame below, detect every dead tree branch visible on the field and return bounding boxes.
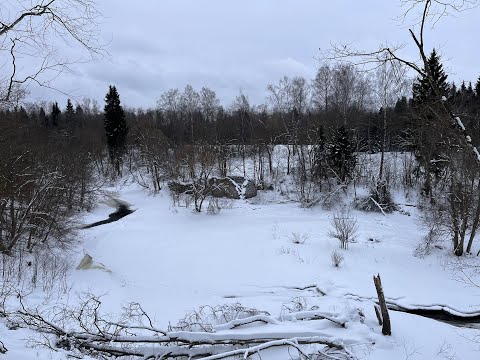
[3,294,359,359]
[0,0,105,103]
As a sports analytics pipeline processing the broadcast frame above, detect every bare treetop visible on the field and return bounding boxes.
[399,0,478,26]
[0,0,105,105]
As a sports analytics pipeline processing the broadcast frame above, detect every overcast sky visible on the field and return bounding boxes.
[27,0,480,109]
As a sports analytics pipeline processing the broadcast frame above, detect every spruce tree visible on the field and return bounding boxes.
[104,85,128,175]
[39,107,48,127]
[475,76,480,98]
[412,49,450,104]
[327,125,356,183]
[65,99,75,127]
[75,104,84,127]
[50,102,61,127]
[411,50,452,196]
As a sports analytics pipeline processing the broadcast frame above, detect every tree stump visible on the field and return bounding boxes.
[373,274,391,335]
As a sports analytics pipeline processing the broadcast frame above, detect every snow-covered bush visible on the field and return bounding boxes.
[354,179,396,214]
[331,250,344,268]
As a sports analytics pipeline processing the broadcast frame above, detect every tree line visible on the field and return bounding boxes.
[1,50,480,290]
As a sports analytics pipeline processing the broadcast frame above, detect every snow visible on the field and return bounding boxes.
[456,116,466,131]
[1,153,480,359]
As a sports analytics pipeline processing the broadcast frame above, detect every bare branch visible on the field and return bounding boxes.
[0,0,106,104]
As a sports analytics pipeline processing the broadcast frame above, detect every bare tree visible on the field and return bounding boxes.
[312,64,332,112]
[230,92,252,177]
[0,0,104,104]
[374,58,410,180]
[200,86,220,123]
[330,64,359,125]
[181,84,201,144]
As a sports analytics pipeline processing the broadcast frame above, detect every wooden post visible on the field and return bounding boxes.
[373,274,391,335]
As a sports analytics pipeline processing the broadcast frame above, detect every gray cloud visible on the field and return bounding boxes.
[25,0,480,109]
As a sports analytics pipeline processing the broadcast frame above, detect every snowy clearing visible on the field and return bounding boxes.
[2,178,479,359]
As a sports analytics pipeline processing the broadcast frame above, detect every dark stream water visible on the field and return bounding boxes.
[390,307,480,329]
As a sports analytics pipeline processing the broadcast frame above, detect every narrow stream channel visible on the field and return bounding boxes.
[389,306,480,329]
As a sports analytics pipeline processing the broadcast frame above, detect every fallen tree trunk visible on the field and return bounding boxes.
[5,297,359,359]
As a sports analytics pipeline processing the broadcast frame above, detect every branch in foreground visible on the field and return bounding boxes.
[4,296,360,359]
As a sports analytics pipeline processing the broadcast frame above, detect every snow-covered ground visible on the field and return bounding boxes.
[1,173,480,359]
[4,179,480,359]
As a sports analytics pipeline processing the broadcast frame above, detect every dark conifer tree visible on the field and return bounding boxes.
[75,104,85,127]
[50,102,61,127]
[412,49,450,104]
[16,106,30,123]
[411,50,451,196]
[449,82,458,104]
[104,85,128,175]
[39,107,48,127]
[65,99,75,127]
[327,125,356,183]
[475,76,480,98]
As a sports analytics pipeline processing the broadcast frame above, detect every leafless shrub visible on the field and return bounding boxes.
[281,297,319,316]
[328,210,358,249]
[271,223,280,241]
[331,250,345,268]
[276,246,299,256]
[293,166,322,208]
[354,180,396,214]
[276,246,307,263]
[414,201,448,257]
[168,303,269,332]
[320,185,346,210]
[436,340,456,360]
[0,243,73,293]
[207,197,221,215]
[288,232,309,245]
[217,198,234,209]
[414,227,443,257]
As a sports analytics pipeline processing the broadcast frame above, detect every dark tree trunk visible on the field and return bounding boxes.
[373,274,391,336]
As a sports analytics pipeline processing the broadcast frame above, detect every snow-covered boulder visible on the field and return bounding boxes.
[168,181,194,194]
[169,177,257,199]
[210,176,257,199]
